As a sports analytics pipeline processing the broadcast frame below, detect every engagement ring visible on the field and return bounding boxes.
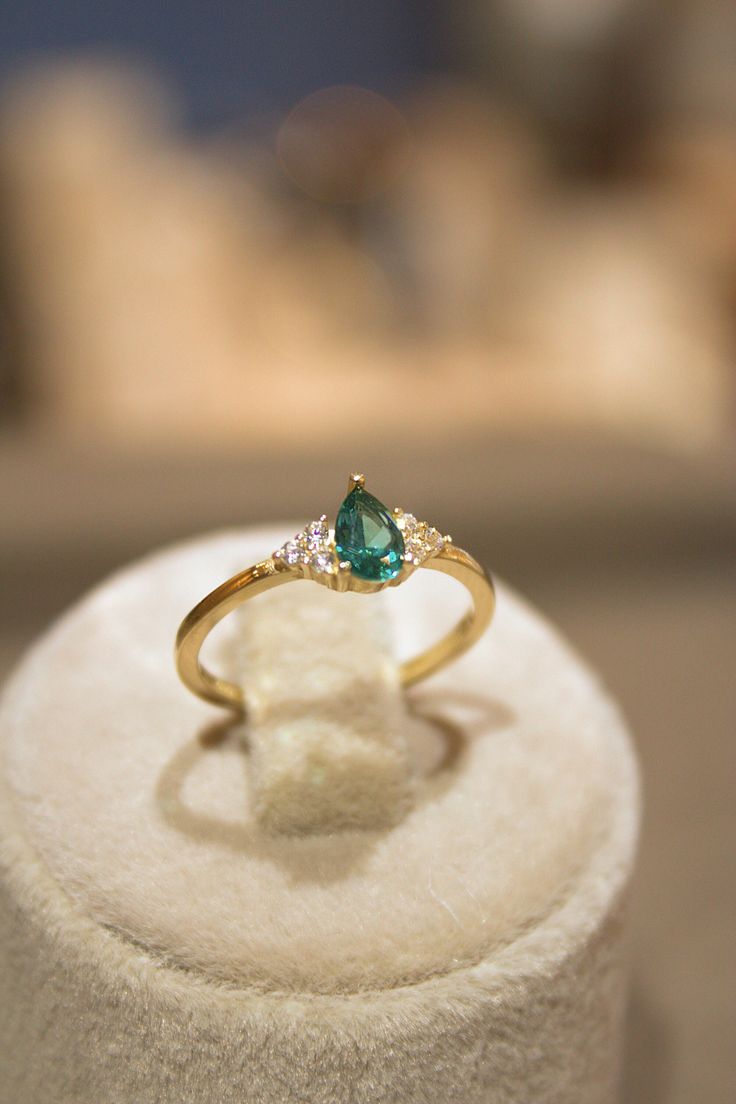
[175,474,495,710]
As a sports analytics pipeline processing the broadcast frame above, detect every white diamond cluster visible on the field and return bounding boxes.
[393,509,445,566]
[273,516,339,574]
[273,509,446,578]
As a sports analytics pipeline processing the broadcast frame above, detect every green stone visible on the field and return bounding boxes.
[335,485,405,582]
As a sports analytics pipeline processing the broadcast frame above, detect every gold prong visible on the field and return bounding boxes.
[333,560,348,593]
[347,472,365,493]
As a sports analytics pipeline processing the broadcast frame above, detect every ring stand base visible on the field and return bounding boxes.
[235,583,414,834]
[0,527,640,1103]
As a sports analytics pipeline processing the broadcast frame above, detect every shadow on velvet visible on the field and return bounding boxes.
[153,688,515,883]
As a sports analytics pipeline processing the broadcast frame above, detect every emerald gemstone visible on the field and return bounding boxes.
[335,485,405,582]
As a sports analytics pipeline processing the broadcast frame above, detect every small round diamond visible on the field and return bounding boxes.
[283,541,303,565]
[310,551,336,573]
[306,517,329,544]
[274,517,339,577]
[401,518,444,567]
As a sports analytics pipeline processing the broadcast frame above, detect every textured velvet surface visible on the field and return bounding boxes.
[0,528,640,1102]
[239,584,413,834]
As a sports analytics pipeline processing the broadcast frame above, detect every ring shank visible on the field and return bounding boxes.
[398,547,494,687]
[175,546,494,710]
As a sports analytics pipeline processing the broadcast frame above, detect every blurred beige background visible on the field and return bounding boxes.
[0,3,734,1101]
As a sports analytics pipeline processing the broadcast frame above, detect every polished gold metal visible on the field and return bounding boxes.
[175,480,495,712]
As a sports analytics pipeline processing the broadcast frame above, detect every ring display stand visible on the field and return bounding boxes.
[0,527,640,1103]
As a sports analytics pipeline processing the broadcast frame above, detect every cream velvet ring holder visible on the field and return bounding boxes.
[0,527,641,1104]
[235,583,416,834]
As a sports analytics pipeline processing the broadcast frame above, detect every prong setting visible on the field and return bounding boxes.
[273,478,446,593]
[347,472,366,494]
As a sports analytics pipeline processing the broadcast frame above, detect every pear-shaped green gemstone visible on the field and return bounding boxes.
[335,485,405,582]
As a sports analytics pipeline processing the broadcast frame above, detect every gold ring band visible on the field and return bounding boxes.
[175,474,495,712]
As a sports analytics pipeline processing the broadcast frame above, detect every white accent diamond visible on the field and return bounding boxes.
[393,507,444,566]
[306,518,329,545]
[274,516,338,575]
[310,550,336,573]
